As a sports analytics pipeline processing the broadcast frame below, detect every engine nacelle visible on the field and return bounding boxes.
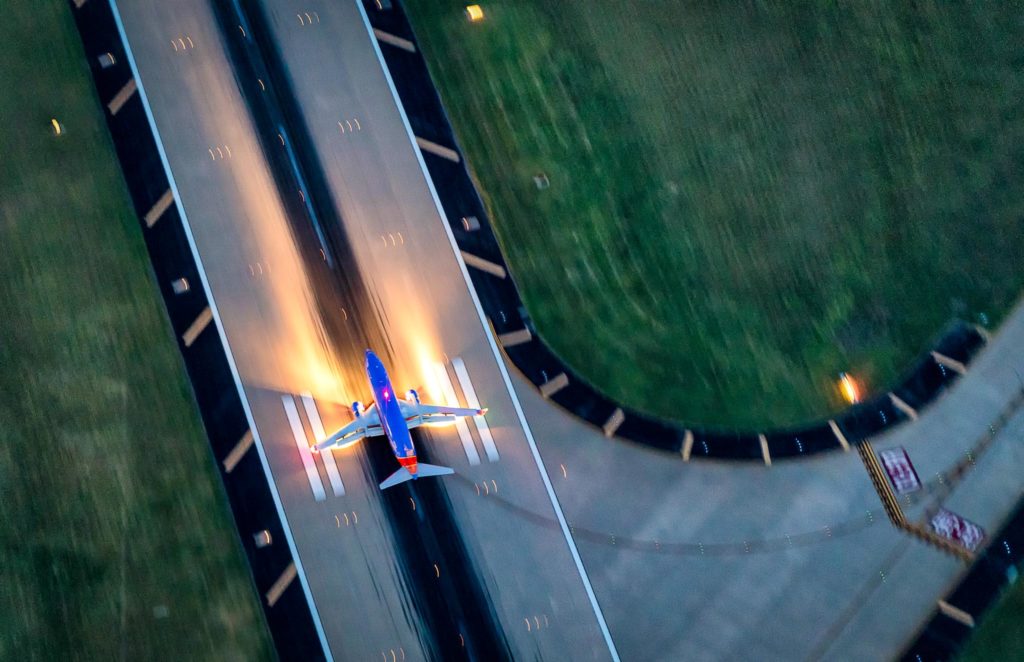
[405,389,420,405]
[351,401,365,418]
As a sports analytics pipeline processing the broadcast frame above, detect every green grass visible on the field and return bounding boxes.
[959,575,1024,661]
[404,1,1024,428]
[0,2,272,659]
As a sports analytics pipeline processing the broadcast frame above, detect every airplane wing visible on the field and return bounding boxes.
[314,404,383,451]
[400,399,485,427]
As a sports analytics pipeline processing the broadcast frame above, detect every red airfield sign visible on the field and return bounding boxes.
[930,508,986,552]
[879,447,922,494]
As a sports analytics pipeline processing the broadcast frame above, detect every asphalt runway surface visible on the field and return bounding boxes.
[110,0,1024,659]
[111,0,616,658]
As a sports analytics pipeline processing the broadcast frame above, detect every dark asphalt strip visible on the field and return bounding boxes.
[208,1,511,658]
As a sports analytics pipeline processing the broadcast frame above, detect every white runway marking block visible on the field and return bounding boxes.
[300,392,345,497]
[282,395,326,502]
[452,358,499,462]
[433,363,481,466]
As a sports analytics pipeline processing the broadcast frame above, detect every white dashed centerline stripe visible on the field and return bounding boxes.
[300,392,346,496]
[282,395,326,502]
[358,4,619,658]
[432,363,481,466]
[452,357,499,462]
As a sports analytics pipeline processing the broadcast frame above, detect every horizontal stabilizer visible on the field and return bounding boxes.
[378,463,455,490]
[379,467,413,490]
[416,463,455,478]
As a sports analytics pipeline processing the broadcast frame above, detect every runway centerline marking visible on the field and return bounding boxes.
[452,358,498,462]
[432,362,481,466]
[282,395,326,502]
[301,392,345,496]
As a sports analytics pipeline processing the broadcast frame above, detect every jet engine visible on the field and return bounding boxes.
[405,389,421,405]
[351,401,365,418]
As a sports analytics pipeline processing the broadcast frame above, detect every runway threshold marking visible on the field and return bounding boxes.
[452,358,499,462]
[300,392,345,496]
[282,395,327,502]
[431,363,481,466]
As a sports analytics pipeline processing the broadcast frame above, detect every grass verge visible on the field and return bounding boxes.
[404,1,1024,428]
[0,2,272,659]
[959,576,1024,661]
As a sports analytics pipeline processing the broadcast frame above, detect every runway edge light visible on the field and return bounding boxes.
[465,5,484,22]
[839,372,861,404]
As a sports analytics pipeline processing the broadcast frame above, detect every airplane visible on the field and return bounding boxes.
[312,349,487,490]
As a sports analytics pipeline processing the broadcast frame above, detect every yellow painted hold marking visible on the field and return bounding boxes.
[239,25,246,37]
[409,497,416,511]
[433,563,440,578]
[525,618,531,631]
[334,515,340,527]
[186,36,194,49]
[491,479,498,493]
[258,78,265,91]
[352,511,358,524]
[560,463,567,478]
[482,481,489,495]
[343,513,350,526]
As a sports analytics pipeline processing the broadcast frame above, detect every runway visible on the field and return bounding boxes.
[111,0,616,658]
[108,0,1024,659]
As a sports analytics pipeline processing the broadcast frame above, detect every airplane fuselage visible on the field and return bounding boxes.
[365,350,419,476]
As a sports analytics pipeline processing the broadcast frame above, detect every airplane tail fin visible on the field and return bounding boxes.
[378,463,454,490]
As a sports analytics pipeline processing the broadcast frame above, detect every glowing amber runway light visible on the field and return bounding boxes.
[465,5,484,22]
[839,372,861,404]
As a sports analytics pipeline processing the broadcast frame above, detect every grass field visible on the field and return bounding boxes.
[0,2,271,659]
[404,1,1024,428]
[959,575,1024,661]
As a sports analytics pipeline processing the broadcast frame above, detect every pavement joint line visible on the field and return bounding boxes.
[539,373,569,398]
[681,429,694,461]
[414,136,460,162]
[143,189,174,227]
[223,429,254,473]
[828,419,850,451]
[182,306,213,347]
[432,363,482,465]
[372,27,416,53]
[300,393,345,496]
[265,562,298,607]
[936,600,976,627]
[452,357,499,461]
[107,77,137,115]
[931,350,967,375]
[497,327,532,347]
[888,392,919,420]
[758,434,771,466]
[108,3,334,655]
[602,408,624,438]
[355,3,620,656]
[460,250,507,278]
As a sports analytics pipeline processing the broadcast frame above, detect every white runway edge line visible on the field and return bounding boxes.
[282,396,327,502]
[353,3,620,659]
[107,2,334,657]
[432,363,482,466]
[452,357,499,462]
[300,392,346,496]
